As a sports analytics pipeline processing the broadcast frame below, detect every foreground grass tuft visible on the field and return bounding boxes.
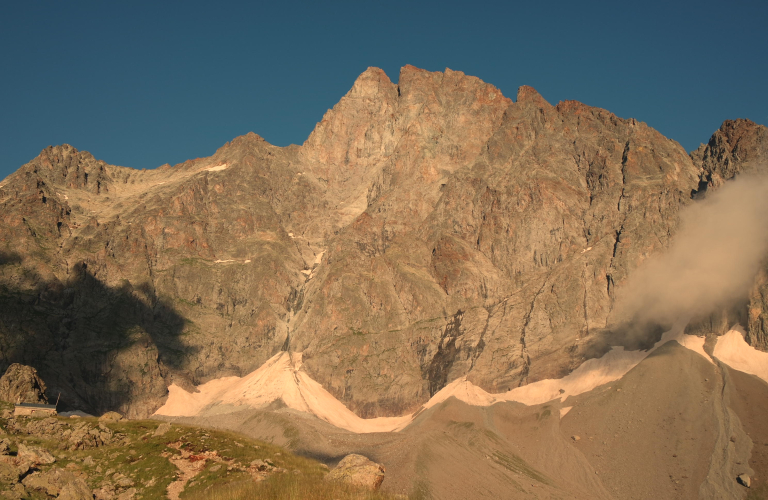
[184,474,401,500]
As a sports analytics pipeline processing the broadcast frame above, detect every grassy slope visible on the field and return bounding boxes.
[0,403,401,500]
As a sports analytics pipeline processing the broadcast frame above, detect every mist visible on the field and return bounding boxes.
[611,173,768,329]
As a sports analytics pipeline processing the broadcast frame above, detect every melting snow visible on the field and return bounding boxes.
[427,323,712,408]
[206,163,229,172]
[713,327,768,384]
[154,352,412,433]
[154,322,713,433]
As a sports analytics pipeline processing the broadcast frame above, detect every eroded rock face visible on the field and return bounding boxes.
[690,118,768,350]
[0,66,765,419]
[0,364,47,404]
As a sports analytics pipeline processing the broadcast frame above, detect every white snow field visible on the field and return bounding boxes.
[713,326,768,384]
[155,323,717,433]
[154,352,412,433]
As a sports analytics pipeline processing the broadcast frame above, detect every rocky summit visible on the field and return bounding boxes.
[0,65,768,498]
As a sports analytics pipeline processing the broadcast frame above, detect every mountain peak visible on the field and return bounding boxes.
[348,67,395,99]
[516,85,550,107]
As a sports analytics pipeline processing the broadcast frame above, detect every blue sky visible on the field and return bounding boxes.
[1,0,766,180]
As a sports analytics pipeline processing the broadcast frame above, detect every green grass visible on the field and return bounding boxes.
[184,473,402,500]
[0,412,408,500]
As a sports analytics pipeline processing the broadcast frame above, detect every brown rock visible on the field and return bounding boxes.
[0,461,19,485]
[16,443,55,465]
[99,411,124,423]
[153,422,171,436]
[0,439,10,455]
[58,477,94,500]
[22,467,76,496]
[0,364,47,404]
[0,483,27,500]
[0,65,764,421]
[737,473,751,488]
[117,488,137,500]
[325,454,385,490]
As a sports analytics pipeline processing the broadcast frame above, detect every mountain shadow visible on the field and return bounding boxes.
[0,254,193,416]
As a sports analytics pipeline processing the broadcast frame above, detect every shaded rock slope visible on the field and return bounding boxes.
[0,65,765,418]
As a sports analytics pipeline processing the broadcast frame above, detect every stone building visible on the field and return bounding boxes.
[14,402,57,417]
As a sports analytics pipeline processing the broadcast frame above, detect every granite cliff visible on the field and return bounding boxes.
[0,66,765,418]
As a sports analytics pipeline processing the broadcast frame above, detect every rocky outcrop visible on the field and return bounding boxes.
[6,416,120,450]
[0,66,765,419]
[691,119,768,191]
[690,119,768,350]
[0,364,48,404]
[325,454,385,490]
[22,467,85,497]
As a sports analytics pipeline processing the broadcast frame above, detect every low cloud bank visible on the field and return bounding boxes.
[612,174,768,328]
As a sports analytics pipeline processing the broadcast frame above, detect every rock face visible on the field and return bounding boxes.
[325,454,385,490]
[690,119,768,349]
[0,364,48,404]
[0,66,765,419]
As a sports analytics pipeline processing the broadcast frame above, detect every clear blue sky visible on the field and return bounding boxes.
[2,0,766,180]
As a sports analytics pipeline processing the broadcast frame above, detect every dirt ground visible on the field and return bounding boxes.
[726,366,768,499]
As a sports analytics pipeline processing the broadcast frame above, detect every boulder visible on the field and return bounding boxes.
[250,458,272,471]
[99,411,124,423]
[0,438,10,455]
[93,483,116,500]
[117,488,137,500]
[0,483,27,500]
[17,443,55,465]
[737,473,751,488]
[22,467,77,496]
[324,454,385,490]
[153,422,171,437]
[58,477,93,500]
[0,461,19,485]
[0,364,47,404]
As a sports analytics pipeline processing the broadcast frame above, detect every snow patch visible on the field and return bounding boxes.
[426,323,711,408]
[154,352,412,433]
[713,327,768,384]
[313,250,325,267]
[154,322,712,434]
[206,163,229,172]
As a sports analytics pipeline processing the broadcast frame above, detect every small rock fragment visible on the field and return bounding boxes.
[116,477,135,487]
[572,435,581,442]
[737,473,751,488]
